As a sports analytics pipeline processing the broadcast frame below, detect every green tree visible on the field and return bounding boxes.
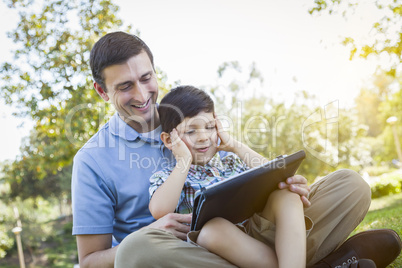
[0,0,126,202]
[0,0,179,204]
[309,0,402,167]
[208,62,372,181]
[309,0,402,77]
[0,0,175,261]
[378,77,402,163]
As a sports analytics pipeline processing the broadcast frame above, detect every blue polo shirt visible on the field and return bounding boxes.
[71,113,173,245]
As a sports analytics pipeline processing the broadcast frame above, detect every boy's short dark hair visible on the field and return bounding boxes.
[159,85,215,133]
[90,31,154,92]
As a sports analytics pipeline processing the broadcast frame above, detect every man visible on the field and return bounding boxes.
[72,31,401,268]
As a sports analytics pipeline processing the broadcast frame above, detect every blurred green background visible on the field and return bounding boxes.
[0,0,401,266]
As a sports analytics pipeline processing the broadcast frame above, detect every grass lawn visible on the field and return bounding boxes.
[351,192,402,267]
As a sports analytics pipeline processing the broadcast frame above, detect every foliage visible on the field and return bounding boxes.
[207,62,372,181]
[309,0,402,168]
[369,171,402,199]
[363,165,398,177]
[0,226,13,259]
[0,0,126,201]
[309,0,402,77]
[0,193,72,263]
[0,216,77,267]
[0,0,176,201]
[379,80,402,125]
[0,198,14,258]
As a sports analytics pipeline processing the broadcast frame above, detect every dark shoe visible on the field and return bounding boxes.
[313,229,401,268]
[313,258,376,268]
[355,259,376,268]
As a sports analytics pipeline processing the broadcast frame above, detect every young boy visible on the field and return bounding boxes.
[149,85,308,268]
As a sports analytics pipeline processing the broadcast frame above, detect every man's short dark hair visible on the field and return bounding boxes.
[90,31,154,92]
[159,85,215,133]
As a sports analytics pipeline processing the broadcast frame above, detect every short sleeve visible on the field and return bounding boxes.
[149,170,170,200]
[221,153,250,177]
[71,151,116,235]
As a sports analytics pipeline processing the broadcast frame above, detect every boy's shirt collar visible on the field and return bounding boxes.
[189,153,224,172]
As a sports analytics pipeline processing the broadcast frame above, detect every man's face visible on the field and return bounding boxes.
[96,51,159,132]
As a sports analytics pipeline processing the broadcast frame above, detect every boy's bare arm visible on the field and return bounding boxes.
[149,129,192,219]
[215,118,268,168]
[215,117,311,206]
[149,161,191,219]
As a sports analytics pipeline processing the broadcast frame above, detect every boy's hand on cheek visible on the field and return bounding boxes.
[170,129,192,166]
[215,118,239,153]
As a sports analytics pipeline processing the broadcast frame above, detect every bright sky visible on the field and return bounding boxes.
[0,0,385,162]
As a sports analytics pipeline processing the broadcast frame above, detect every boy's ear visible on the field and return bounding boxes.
[160,132,173,150]
[94,82,110,101]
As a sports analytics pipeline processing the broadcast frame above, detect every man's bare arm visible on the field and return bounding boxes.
[77,234,117,268]
[76,213,192,267]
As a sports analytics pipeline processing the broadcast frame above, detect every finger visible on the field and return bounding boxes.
[301,195,311,208]
[175,222,191,233]
[289,184,309,198]
[287,175,307,185]
[215,119,230,145]
[215,117,223,131]
[216,144,227,152]
[170,129,182,147]
[171,213,192,224]
[287,182,310,192]
[171,228,190,240]
[278,181,289,189]
[168,214,191,240]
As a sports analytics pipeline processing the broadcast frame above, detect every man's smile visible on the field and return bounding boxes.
[131,98,151,110]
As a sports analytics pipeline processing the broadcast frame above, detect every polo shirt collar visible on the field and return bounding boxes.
[109,113,140,141]
[109,113,163,144]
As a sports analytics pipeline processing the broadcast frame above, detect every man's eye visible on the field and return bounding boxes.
[141,74,152,82]
[119,85,131,91]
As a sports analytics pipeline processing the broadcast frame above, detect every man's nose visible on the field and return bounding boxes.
[133,84,147,103]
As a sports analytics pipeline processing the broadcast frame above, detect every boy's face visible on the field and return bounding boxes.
[95,50,159,133]
[176,111,218,165]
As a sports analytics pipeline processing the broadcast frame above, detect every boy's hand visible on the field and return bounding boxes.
[278,175,311,207]
[215,117,239,153]
[170,129,192,166]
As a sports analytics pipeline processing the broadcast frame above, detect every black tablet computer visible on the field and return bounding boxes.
[190,150,306,231]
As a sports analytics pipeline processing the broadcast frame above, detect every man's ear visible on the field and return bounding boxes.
[160,132,172,150]
[94,82,109,101]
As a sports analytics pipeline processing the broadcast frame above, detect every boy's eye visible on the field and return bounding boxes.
[185,130,195,135]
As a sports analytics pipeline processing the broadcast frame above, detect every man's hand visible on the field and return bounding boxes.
[146,213,192,240]
[278,175,311,207]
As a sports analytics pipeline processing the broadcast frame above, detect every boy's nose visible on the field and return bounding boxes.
[197,131,209,141]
